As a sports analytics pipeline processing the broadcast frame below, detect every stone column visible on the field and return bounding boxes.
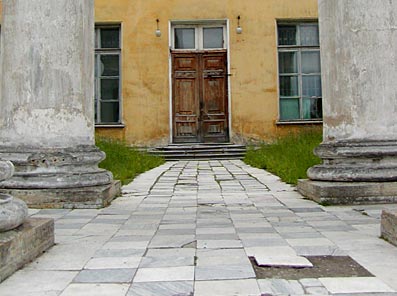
[298,0,397,204]
[0,0,120,208]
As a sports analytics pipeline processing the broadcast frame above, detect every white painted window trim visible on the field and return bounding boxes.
[171,22,227,51]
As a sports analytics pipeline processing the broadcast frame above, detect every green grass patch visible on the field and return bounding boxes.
[96,138,165,185]
[244,130,322,185]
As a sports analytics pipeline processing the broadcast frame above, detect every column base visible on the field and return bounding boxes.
[297,179,397,205]
[0,181,121,209]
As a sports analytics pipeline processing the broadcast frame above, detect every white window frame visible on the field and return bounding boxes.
[171,23,227,51]
[277,22,322,123]
[94,24,123,125]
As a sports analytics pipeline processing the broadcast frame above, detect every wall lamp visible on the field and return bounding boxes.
[236,15,242,34]
[155,19,161,37]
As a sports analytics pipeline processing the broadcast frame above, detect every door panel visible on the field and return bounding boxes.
[172,51,228,143]
[173,54,200,143]
[201,53,228,142]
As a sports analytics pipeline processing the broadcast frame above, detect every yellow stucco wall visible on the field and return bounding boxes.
[95,0,320,146]
[1,1,320,146]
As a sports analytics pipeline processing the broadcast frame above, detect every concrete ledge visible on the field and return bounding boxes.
[0,180,121,209]
[297,179,397,205]
[0,218,54,283]
[381,210,397,247]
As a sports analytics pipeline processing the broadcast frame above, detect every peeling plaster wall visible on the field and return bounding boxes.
[94,0,319,145]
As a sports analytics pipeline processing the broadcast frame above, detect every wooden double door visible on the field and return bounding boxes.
[172,51,229,143]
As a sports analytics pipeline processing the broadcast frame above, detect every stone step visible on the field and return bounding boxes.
[154,148,246,154]
[148,144,246,160]
[151,152,246,160]
[157,145,246,151]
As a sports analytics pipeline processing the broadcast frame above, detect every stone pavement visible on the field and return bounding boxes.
[0,160,397,296]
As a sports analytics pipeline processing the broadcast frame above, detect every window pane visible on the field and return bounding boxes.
[95,99,98,122]
[100,55,119,76]
[279,76,299,96]
[101,79,119,101]
[303,97,322,119]
[280,98,300,120]
[101,102,119,123]
[301,51,321,74]
[278,25,297,46]
[300,25,319,46]
[203,27,223,49]
[279,52,298,73]
[302,75,322,97]
[100,28,120,48]
[95,54,99,77]
[175,28,195,49]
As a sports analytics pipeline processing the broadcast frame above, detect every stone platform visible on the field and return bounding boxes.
[298,179,397,205]
[0,160,396,296]
[381,210,397,246]
[0,218,54,283]
[0,181,121,209]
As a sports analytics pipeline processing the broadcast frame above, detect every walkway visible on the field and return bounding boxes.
[0,160,397,296]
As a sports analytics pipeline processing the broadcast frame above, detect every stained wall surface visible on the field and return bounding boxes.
[1,0,320,146]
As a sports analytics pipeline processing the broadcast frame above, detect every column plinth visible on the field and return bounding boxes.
[308,140,397,182]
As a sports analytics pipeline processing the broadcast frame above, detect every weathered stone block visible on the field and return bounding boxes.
[298,179,397,205]
[0,218,54,283]
[381,210,397,247]
[0,195,28,232]
[0,181,121,209]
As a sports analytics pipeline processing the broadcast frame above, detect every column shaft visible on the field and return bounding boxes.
[0,0,119,208]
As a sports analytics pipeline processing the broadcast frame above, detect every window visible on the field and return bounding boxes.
[95,25,121,124]
[277,23,322,121]
[172,24,226,50]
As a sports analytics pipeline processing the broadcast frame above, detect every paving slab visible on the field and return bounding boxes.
[73,268,136,283]
[196,248,250,266]
[254,254,313,268]
[0,270,77,296]
[197,239,243,248]
[319,277,395,294]
[133,266,195,282]
[127,281,194,296]
[84,256,142,269]
[258,279,305,295]
[194,279,261,296]
[60,283,129,296]
[195,264,255,280]
[140,249,194,268]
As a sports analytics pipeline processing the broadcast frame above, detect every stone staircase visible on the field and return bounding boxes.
[148,143,246,160]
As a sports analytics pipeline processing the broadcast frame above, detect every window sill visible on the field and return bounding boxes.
[276,120,323,125]
[95,124,125,128]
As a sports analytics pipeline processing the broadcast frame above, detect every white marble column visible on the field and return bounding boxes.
[298,0,397,204]
[0,0,119,208]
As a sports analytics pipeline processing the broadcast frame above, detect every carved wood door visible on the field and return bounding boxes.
[172,51,228,143]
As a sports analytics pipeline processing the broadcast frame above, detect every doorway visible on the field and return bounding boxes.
[171,23,229,143]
